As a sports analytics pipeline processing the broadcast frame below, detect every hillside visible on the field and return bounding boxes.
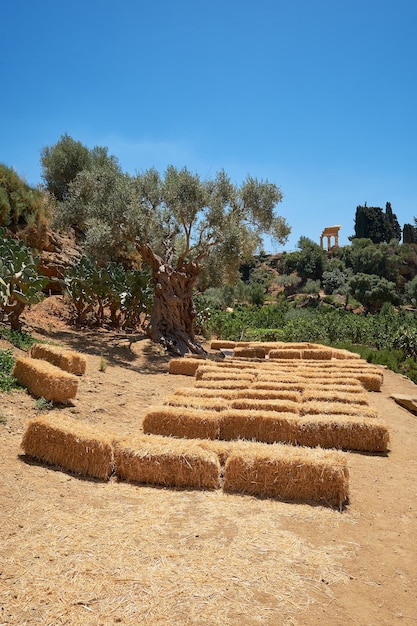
[0,297,416,625]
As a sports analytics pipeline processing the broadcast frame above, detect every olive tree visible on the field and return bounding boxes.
[58,159,290,354]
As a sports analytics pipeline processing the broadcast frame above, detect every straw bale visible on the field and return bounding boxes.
[143,406,221,439]
[173,387,238,400]
[256,372,302,384]
[234,388,302,402]
[304,382,364,394]
[219,409,301,444]
[301,400,378,418]
[169,358,203,376]
[223,443,349,508]
[113,435,220,489]
[233,346,267,359]
[210,340,237,350]
[301,389,369,405]
[269,349,302,360]
[165,395,228,412]
[294,414,390,452]
[230,398,300,413]
[356,373,383,392]
[301,348,333,360]
[197,370,256,383]
[12,356,78,402]
[331,349,361,360]
[252,381,306,392]
[21,414,114,480]
[30,343,87,375]
[235,342,251,347]
[194,379,251,390]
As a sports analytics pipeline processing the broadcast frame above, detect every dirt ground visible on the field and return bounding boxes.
[1,297,416,625]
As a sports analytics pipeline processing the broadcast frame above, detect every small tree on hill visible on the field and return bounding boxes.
[53,151,290,354]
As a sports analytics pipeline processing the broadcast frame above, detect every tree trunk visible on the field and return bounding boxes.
[141,245,207,356]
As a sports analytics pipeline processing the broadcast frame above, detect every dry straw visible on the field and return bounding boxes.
[13,356,79,402]
[223,441,349,508]
[113,434,220,489]
[30,343,87,375]
[21,414,114,480]
[143,406,221,439]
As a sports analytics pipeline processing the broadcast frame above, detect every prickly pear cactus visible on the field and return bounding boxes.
[0,228,48,329]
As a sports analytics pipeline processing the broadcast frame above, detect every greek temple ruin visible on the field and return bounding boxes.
[320,225,341,251]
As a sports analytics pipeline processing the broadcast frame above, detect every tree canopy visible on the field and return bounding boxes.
[43,135,290,353]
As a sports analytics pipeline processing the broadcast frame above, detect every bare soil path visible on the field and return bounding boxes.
[0,297,416,625]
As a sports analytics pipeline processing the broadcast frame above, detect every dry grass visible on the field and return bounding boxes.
[13,356,79,402]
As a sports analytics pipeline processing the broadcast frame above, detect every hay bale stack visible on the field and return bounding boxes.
[13,356,79,402]
[331,349,361,360]
[230,398,300,413]
[223,442,349,508]
[30,343,87,375]
[269,349,302,360]
[21,415,114,480]
[143,406,221,439]
[169,358,203,376]
[113,435,220,489]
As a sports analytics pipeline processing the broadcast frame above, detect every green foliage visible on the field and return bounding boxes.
[63,257,153,329]
[0,163,50,229]
[404,276,417,306]
[34,397,54,412]
[353,202,401,244]
[0,349,22,393]
[348,273,397,312]
[0,228,48,329]
[282,237,326,282]
[322,268,348,295]
[40,134,120,202]
[0,328,35,351]
[403,223,417,244]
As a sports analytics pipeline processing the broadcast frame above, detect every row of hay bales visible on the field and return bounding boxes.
[21,413,349,508]
[210,340,361,361]
[12,343,87,402]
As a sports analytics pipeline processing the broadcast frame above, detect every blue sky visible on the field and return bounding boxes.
[2,0,416,252]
